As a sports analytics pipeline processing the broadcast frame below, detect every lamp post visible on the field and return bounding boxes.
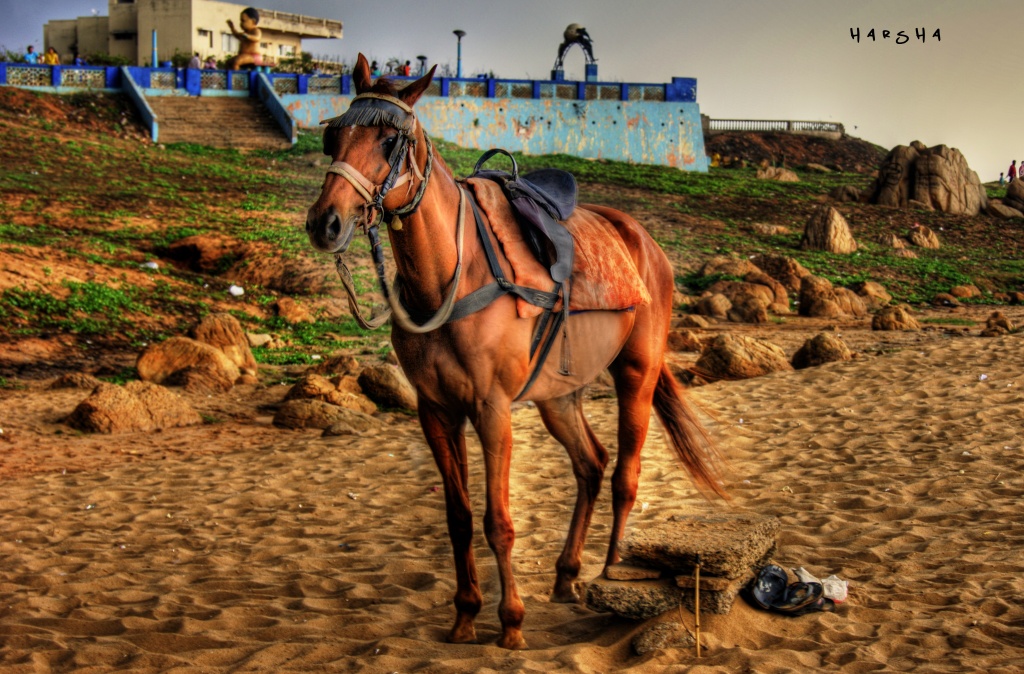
[452,29,465,78]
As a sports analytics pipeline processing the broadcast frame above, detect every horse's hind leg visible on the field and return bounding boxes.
[536,391,609,602]
[419,399,481,644]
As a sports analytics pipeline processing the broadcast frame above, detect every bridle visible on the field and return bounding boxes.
[323,92,467,333]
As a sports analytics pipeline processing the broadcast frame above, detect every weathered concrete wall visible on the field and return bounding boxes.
[282,94,708,172]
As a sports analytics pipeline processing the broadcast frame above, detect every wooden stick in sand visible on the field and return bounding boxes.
[695,553,702,657]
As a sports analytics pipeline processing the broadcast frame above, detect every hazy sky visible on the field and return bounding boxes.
[1,0,1019,180]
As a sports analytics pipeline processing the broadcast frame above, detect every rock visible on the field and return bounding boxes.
[705,280,775,307]
[907,198,934,211]
[357,364,418,411]
[751,222,790,236]
[1009,292,1024,305]
[273,399,379,430]
[632,622,695,656]
[834,288,868,318]
[852,281,892,310]
[805,163,831,173]
[274,297,315,324]
[673,315,710,329]
[949,285,981,299]
[749,255,811,293]
[699,256,762,279]
[618,513,781,579]
[247,333,274,348]
[893,248,918,259]
[744,272,789,306]
[189,313,258,374]
[801,205,857,254]
[986,201,1024,219]
[791,333,853,369]
[667,329,704,353]
[49,373,103,390]
[829,185,861,202]
[932,293,961,307]
[907,224,940,249]
[877,232,907,249]
[872,305,921,331]
[309,354,362,376]
[869,142,987,215]
[285,373,377,414]
[676,572,752,615]
[165,363,235,394]
[137,337,241,388]
[798,276,853,319]
[1002,179,1024,212]
[694,294,732,319]
[236,374,259,386]
[606,563,664,581]
[726,296,769,324]
[585,577,681,620]
[981,311,1015,337]
[695,334,792,380]
[756,167,799,182]
[66,381,202,434]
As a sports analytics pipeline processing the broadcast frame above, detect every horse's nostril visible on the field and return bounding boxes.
[327,214,342,241]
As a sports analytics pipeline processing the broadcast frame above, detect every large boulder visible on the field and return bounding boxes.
[744,271,789,306]
[868,142,987,215]
[1002,179,1024,213]
[695,334,792,380]
[829,185,862,202]
[704,280,775,307]
[357,364,418,411]
[66,381,203,434]
[693,294,732,319]
[980,311,1015,337]
[798,276,866,319]
[749,255,812,293]
[852,281,893,310]
[801,205,857,254]
[872,305,921,331]
[137,336,241,387]
[791,333,853,369]
[699,256,762,279]
[726,296,769,324]
[986,200,1024,219]
[189,313,257,374]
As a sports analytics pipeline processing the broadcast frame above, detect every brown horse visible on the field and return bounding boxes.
[305,54,726,650]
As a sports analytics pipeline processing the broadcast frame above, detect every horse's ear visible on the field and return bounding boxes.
[398,65,437,107]
[353,53,372,94]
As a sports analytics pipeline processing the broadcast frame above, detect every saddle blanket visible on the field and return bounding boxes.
[466,178,652,319]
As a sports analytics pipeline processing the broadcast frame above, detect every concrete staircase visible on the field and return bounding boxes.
[146,96,291,150]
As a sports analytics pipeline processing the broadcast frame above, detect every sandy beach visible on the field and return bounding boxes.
[2,316,1023,673]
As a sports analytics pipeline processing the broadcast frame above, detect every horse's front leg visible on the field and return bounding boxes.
[419,398,481,644]
[474,401,528,650]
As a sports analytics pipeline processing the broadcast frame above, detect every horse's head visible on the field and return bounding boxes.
[305,53,437,254]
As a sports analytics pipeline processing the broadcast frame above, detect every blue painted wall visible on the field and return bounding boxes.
[282,95,708,172]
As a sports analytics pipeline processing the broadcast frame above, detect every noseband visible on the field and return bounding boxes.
[322,92,466,334]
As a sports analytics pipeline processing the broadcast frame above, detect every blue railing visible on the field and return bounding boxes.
[0,63,697,103]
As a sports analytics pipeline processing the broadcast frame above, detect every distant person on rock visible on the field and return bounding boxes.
[23,45,38,64]
[1008,160,1016,184]
[225,7,262,71]
[1000,172,1005,187]
[1018,162,1023,180]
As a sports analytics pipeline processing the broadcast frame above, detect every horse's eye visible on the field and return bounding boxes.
[382,136,398,154]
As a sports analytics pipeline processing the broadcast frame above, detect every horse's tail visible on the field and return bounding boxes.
[652,363,729,499]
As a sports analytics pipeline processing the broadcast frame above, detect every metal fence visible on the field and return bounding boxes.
[705,118,844,136]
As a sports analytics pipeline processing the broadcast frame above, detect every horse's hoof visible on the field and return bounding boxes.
[446,625,478,644]
[550,582,581,604]
[498,631,528,650]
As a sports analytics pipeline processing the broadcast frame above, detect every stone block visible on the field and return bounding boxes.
[605,563,663,581]
[585,576,680,620]
[618,513,779,579]
[675,571,752,615]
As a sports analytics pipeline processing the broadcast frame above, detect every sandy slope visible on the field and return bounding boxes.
[1,332,1023,672]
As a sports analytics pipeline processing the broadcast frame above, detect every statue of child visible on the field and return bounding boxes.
[226,7,263,71]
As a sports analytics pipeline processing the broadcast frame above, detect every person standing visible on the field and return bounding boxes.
[1018,162,1023,180]
[1000,172,1005,187]
[42,47,60,65]
[23,45,38,63]
[1009,160,1017,184]
[187,52,201,69]
[402,60,411,76]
